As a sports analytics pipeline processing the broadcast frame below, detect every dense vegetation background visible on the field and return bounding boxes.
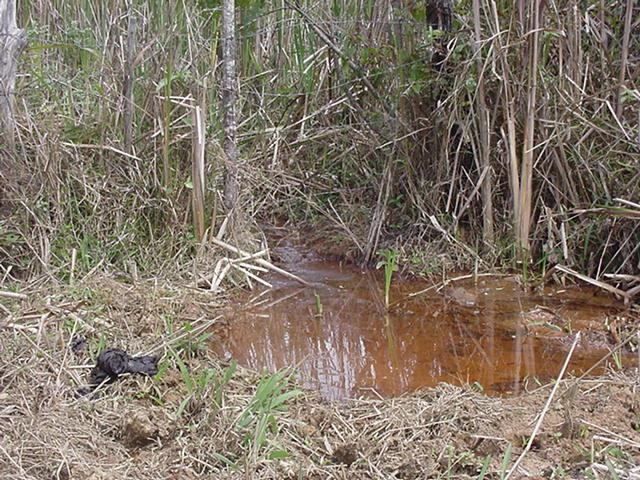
[1,0,638,281]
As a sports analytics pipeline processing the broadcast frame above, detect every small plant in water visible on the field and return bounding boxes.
[314,292,323,317]
[612,350,623,370]
[376,248,398,309]
[471,381,484,393]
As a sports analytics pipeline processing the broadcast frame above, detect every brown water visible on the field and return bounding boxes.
[216,237,627,400]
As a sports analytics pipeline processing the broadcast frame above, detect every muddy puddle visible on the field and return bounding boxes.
[215,235,632,400]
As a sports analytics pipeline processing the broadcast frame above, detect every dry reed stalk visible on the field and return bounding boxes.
[471,0,494,246]
[191,100,206,242]
[363,159,393,264]
[517,0,542,258]
[2,0,638,284]
[0,289,27,300]
[211,236,312,286]
[123,2,137,154]
[615,0,633,119]
[552,264,632,303]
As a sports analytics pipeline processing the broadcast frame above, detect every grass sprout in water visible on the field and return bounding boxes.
[377,249,398,309]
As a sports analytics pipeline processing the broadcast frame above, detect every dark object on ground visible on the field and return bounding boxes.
[71,335,87,355]
[76,348,158,396]
[90,348,158,385]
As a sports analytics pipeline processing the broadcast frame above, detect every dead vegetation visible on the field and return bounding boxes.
[1,277,639,479]
[1,1,640,478]
[1,0,638,283]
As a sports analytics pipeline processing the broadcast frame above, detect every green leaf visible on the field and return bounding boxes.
[499,443,512,479]
[267,449,290,460]
[211,451,237,467]
[604,459,620,480]
[223,360,237,383]
[172,349,194,393]
[177,396,190,418]
[270,389,302,410]
[477,455,491,480]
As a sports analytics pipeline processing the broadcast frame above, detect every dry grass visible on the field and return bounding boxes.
[2,0,638,283]
[1,277,639,479]
[2,2,639,477]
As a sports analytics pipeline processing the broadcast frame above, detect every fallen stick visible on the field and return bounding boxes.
[554,264,631,303]
[406,273,511,300]
[210,259,232,292]
[562,327,639,389]
[231,263,273,289]
[505,332,581,479]
[0,290,27,300]
[603,273,640,283]
[229,249,268,264]
[61,142,141,161]
[211,237,312,287]
[627,283,640,298]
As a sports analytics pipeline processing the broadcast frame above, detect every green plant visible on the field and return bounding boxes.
[213,360,237,408]
[549,466,567,479]
[499,443,512,479]
[172,349,237,418]
[235,368,301,463]
[605,446,627,460]
[314,292,323,317]
[612,350,623,370]
[584,467,597,480]
[164,317,212,358]
[476,456,490,480]
[604,459,621,480]
[89,334,107,360]
[471,381,484,393]
[376,249,398,309]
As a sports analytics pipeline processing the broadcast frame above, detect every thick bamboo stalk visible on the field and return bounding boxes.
[123,2,137,154]
[222,0,239,215]
[517,0,541,257]
[490,0,520,242]
[0,0,27,149]
[471,0,494,245]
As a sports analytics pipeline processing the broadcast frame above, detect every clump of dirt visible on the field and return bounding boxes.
[443,286,478,307]
[332,443,359,466]
[1,276,638,479]
[121,410,163,448]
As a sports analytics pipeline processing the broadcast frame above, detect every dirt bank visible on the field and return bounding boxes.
[1,277,639,479]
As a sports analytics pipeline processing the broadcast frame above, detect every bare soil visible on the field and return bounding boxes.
[1,277,639,479]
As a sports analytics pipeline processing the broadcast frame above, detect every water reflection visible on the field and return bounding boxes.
[215,242,625,400]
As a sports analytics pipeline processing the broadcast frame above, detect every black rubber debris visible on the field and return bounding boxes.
[77,348,159,397]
